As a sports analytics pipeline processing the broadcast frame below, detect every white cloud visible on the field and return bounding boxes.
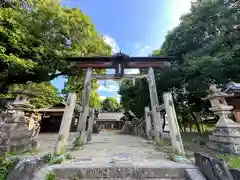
[98,85,119,92]
[112,93,121,102]
[122,44,151,75]
[167,0,192,29]
[98,36,122,93]
[98,80,119,92]
[136,45,150,56]
[116,96,121,102]
[103,35,120,54]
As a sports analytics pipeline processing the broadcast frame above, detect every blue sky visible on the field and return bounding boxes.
[52,0,192,101]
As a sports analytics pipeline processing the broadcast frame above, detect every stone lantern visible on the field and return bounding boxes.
[204,84,240,155]
[0,91,39,156]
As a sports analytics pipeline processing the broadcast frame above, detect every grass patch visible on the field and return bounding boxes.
[43,152,74,165]
[180,132,216,156]
[216,154,240,168]
[0,158,14,180]
[45,171,56,180]
[22,149,41,155]
[4,149,41,157]
[0,152,17,180]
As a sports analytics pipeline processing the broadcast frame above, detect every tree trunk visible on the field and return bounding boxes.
[191,112,201,133]
[162,115,166,131]
[0,80,8,94]
[177,118,183,132]
[177,114,184,132]
[193,112,205,133]
[183,126,186,132]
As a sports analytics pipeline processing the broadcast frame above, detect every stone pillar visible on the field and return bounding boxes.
[163,92,185,157]
[54,92,77,154]
[86,108,94,142]
[144,107,152,140]
[147,68,164,145]
[74,68,92,148]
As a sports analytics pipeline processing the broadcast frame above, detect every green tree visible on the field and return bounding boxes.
[61,69,106,109]
[119,79,149,118]
[102,97,121,112]
[89,90,102,109]
[119,0,240,131]
[0,82,62,108]
[0,0,111,92]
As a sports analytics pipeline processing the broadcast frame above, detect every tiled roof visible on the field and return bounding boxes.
[37,102,81,112]
[225,82,240,93]
[97,112,123,121]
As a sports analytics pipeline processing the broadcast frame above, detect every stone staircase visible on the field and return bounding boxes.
[6,155,207,180]
[31,159,206,180]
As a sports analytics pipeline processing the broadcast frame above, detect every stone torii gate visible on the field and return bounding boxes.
[54,52,183,154]
[71,52,170,148]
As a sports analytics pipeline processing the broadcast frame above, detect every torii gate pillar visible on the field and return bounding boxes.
[54,92,77,154]
[163,92,185,157]
[74,68,92,148]
[148,68,164,145]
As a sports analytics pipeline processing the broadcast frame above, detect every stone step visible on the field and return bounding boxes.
[59,178,186,180]
[8,155,206,180]
[32,161,206,180]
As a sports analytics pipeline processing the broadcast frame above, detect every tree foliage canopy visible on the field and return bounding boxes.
[0,0,111,92]
[102,97,121,112]
[0,82,62,108]
[61,70,106,109]
[119,79,149,118]
[119,0,240,123]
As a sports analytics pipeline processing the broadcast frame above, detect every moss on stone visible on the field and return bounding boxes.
[72,134,85,149]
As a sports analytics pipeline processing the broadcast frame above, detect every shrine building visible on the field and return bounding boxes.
[38,102,81,133]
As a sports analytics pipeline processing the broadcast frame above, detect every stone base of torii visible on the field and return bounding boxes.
[54,67,185,160]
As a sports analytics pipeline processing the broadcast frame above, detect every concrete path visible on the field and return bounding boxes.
[37,130,167,162]
[72,131,167,162]
[32,131,201,180]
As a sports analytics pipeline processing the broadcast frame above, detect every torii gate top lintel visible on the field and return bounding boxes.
[67,52,173,79]
[67,52,172,69]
